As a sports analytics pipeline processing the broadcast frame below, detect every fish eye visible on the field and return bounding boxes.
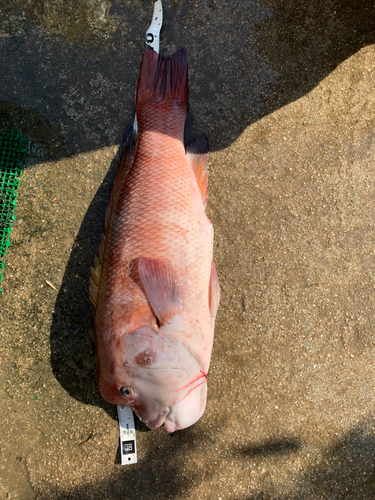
[120,386,134,397]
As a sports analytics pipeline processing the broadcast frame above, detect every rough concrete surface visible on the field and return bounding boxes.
[1,0,375,498]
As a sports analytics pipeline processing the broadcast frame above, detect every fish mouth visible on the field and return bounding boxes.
[141,409,180,433]
[164,418,179,434]
[139,407,171,430]
[137,376,207,433]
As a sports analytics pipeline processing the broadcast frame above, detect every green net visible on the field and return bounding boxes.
[0,129,29,292]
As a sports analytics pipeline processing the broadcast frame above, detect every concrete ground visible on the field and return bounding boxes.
[1,0,375,498]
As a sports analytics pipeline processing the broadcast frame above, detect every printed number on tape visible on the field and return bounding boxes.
[117,405,137,465]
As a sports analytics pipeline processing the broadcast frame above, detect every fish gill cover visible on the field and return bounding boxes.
[0,129,28,292]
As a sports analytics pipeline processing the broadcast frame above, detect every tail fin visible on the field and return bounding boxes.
[136,47,188,110]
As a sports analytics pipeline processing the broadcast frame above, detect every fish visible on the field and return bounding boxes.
[89,47,220,432]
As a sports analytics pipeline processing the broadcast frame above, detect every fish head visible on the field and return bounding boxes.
[97,325,207,432]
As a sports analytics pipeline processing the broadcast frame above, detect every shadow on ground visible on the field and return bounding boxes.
[237,437,302,458]
[37,423,217,499]
[238,421,375,500]
[0,0,374,159]
[32,421,375,499]
[49,147,120,418]
[45,0,375,414]
[3,1,375,498]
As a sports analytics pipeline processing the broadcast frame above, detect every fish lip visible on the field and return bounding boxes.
[164,419,179,434]
[145,407,171,430]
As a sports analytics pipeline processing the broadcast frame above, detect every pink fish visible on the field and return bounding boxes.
[90,47,220,432]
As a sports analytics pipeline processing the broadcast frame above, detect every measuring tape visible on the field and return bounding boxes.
[117,2,164,465]
[145,0,163,53]
[117,405,137,465]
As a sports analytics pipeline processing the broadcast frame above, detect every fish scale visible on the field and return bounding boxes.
[98,134,209,335]
[106,129,207,281]
[91,47,220,431]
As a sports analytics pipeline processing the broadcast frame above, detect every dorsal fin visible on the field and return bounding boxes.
[89,124,137,308]
[186,134,209,208]
[138,257,182,326]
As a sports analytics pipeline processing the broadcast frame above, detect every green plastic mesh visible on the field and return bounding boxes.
[0,129,29,292]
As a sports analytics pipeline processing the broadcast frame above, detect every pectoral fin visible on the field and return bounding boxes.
[138,257,182,325]
[209,260,220,319]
